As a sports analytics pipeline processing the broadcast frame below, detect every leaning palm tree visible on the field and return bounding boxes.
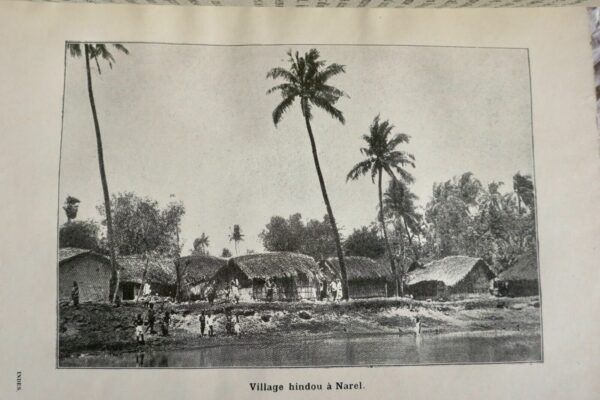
[266,49,350,299]
[347,115,415,296]
[68,43,129,303]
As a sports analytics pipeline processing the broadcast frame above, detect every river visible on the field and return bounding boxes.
[60,331,542,368]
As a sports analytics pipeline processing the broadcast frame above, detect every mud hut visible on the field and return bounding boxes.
[319,256,392,299]
[498,252,539,297]
[213,252,322,301]
[59,247,112,302]
[117,255,176,300]
[406,256,495,299]
[175,255,228,299]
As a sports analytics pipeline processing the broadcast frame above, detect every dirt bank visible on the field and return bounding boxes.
[59,296,541,358]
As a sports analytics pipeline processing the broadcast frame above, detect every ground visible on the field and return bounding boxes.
[58,296,541,359]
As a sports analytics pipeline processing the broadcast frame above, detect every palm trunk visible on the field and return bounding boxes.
[85,45,119,303]
[378,169,399,297]
[403,218,418,261]
[303,113,349,300]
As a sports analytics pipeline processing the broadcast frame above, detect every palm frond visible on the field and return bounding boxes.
[311,96,345,124]
[113,44,129,55]
[266,67,297,83]
[272,95,296,126]
[346,159,373,182]
[67,43,82,58]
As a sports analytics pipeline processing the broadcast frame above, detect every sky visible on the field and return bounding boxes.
[59,44,534,255]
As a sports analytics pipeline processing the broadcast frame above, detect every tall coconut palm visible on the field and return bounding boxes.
[193,233,210,255]
[68,43,129,303]
[347,115,415,296]
[383,178,421,260]
[513,172,534,213]
[266,49,350,299]
[229,224,245,255]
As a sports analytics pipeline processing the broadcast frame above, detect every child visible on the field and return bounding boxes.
[233,315,241,337]
[199,311,206,337]
[134,314,145,344]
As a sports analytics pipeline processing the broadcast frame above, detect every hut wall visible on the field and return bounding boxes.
[59,256,112,302]
[408,281,445,299]
[449,263,493,295]
[507,279,539,297]
[348,280,387,299]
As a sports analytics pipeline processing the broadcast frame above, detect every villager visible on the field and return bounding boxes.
[199,311,206,337]
[145,303,157,334]
[134,314,145,344]
[319,280,327,301]
[265,278,274,302]
[330,280,337,302]
[414,316,422,336]
[233,315,241,336]
[206,312,215,337]
[335,279,343,301]
[161,311,171,336]
[71,281,79,308]
[206,281,216,304]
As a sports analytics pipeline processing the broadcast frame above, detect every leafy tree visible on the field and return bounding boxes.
[346,115,415,296]
[302,215,337,260]
[62,196,81,223]
[59,220,101,251]
[344,225,386,259]
[68,43,129,303]
[229,224,245,255]
[221,248,232,258]
[267,49,350,299]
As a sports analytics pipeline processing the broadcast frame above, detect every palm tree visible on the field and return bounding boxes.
[193,233,210,255]
[63,196,81,223]
[383,178,421,262]
[68,43,129,303]
[229,224,245,255]
[347,115,415,296]
[266,49,350,299]
[513,172,534,213]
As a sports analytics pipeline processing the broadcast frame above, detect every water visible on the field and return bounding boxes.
[60,332,542,368]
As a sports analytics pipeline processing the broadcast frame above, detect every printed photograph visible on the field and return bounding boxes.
[57,43,542,368]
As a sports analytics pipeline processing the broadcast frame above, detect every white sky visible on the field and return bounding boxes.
[59,44,533,255]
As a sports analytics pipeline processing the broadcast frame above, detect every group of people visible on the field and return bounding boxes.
[319,278,343,302]
[198,309,242,337]
[134,303,171,345]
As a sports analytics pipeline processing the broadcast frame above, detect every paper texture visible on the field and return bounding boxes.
[0,2,599,399]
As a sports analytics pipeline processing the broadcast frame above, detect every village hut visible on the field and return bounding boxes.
[175,255,228,300]
[318,256,392,299]
[498,252,539,297]
[213,252,322,301]
[117,255,176,300]
[59,247,112,302]
[406,256,495,299]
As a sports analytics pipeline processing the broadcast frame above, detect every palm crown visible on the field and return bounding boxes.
[266,49,348,125]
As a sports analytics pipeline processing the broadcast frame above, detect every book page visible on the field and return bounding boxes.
[0,2,598,399]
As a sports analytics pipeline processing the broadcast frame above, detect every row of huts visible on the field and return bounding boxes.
[58,247,540,303]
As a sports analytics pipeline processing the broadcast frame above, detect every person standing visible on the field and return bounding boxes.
[206,312,215,337]
[330,280,338,302]
[265,278,274,302]
[134,313,145,345]
[71,281,79,308]
[414,316,422,336]
[233,315,241,337]
[161,310,171,336]
[336,279,343,302]
[319,280,327,302]
[145,303,156,334]
[206,281,216,305]
[231,279,240,304]
[199,311,206,337]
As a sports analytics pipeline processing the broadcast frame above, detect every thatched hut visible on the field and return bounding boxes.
[59,248,112,302]
[406,256,495,299]
[498,252,539,297]
[213,252,322,301]
[117,255,176,300]
[318,256,392,299]
[175,255,228,299]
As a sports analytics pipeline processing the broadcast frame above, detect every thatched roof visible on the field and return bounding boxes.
[117,255,176,285]
[229,252,321,280]
[407,256,494,287]
[499,252,538,281]
[177,255,228,285]
[320,256,393,281]
[59,247,109,265]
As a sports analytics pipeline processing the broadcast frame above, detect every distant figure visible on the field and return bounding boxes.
[206,312,215,337]
[206,281,216,304]
[265,278,274,302]
[233,315,241,336]
[231,279,240,304]
[161,310,171,336]
[319,280,327,302]
[134,314,145,344]
[335,279,343,302]
[71,281,79,308]
[135,351,145,367]
[145,303,157,334]
[414,316,422,336]
[199,311,206,337]
[330,280,338,302]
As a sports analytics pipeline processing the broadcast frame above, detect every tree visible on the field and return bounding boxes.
[221,248,232,258]
[513,172,535,213]
[344,225,386,259]
[59,220,101,250]
[346,115,415,296]
[68,43,129,303]
[192,233,210,256]
[62,196,81,223]
[229,224,245,255]
[267,49,350,299]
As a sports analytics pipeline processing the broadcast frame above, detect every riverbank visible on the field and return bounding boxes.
[59,296,541,359]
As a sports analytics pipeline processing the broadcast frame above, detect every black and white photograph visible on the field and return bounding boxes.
[57,43,542,368]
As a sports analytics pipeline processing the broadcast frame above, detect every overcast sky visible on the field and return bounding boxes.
[59,44,533,255]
